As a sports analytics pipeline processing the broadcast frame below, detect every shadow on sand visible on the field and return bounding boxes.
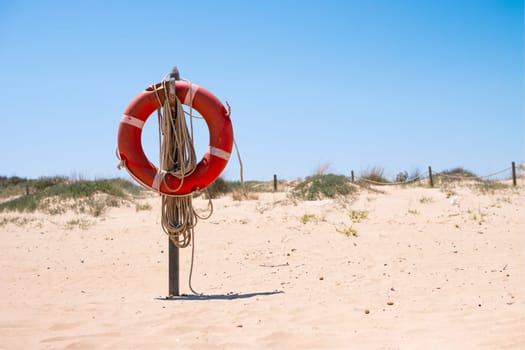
[155,290,284,301]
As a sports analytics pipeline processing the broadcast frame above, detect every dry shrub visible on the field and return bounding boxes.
[232,190,258,201]
[358,166,389,185]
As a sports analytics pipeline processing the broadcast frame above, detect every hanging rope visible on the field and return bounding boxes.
[151,76,243,295]
[153,79,199,249]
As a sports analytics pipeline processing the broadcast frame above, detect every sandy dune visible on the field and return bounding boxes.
[1,180,524,349]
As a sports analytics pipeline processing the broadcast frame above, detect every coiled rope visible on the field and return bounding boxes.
[154,77,227,295]
[152,79,205,249]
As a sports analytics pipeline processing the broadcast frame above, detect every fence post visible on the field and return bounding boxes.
[351,170,355,183]
[428,166,434,188]
[273,174,278,191]
[512,161,517,187]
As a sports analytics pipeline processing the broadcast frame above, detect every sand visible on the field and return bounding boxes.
[1,180,524,349]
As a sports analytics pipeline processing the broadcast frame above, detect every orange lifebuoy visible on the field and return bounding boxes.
[117,80,233,195]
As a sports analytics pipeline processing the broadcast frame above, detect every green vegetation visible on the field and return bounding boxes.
[0,176,144,216]
[65,218,91,230]
[349,210,368,223]
[394,171,409,183]
[336,226,358,237]
[467,207,486,225]
[203,177,271,199]
[291,174,355,200]
[0,216,35,227]
[300,213,318,224]
[440,167,477,178]
[135,202,152,211]
[204,177,231,199]
[0,175,68,199]
[358,166,389,185]
[231,190,259,201]
[473,180,510,195]
[394,169,422,184]
[437,167,478,182]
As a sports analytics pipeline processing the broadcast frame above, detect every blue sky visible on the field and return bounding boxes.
[0,0,523,181]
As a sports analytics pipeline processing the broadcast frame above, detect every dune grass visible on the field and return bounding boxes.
[358,166,389,185]
[291,174,355,200]
[0,177,143,216]
[0,175,68,199]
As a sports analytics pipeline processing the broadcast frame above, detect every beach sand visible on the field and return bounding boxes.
[1,180,524,349]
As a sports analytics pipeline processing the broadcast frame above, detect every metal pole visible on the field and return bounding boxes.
[273,174,277,191]
[428,166,434,188]
[168,66,180,296]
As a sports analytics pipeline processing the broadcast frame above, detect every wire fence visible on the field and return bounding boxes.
[271,161,522,191]
[353,162,521,187]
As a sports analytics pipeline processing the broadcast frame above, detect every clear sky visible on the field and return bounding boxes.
[1,0,523,181]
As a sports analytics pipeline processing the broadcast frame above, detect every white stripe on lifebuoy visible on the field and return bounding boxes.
[209,146,231,161]
[121,114,145,129]
[183,83,199,106]
[151,170,166,191]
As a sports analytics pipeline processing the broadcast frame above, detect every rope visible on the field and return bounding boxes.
[152,80,198,249]
[153,77,233,296]
[153,78,202,295]
[358,171,429,186]
[354,166,515,186]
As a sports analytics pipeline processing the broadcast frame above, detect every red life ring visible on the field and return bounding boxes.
[117,80,233,195]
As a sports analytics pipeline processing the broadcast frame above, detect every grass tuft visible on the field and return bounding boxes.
[358,167,389,185]
[438,167,478,182]
[336,226,358,237]
[204,177,231,199]
[350,210,368,223]
[473,180,510,195]
[291,174,355,200]
[300,213,318,224]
